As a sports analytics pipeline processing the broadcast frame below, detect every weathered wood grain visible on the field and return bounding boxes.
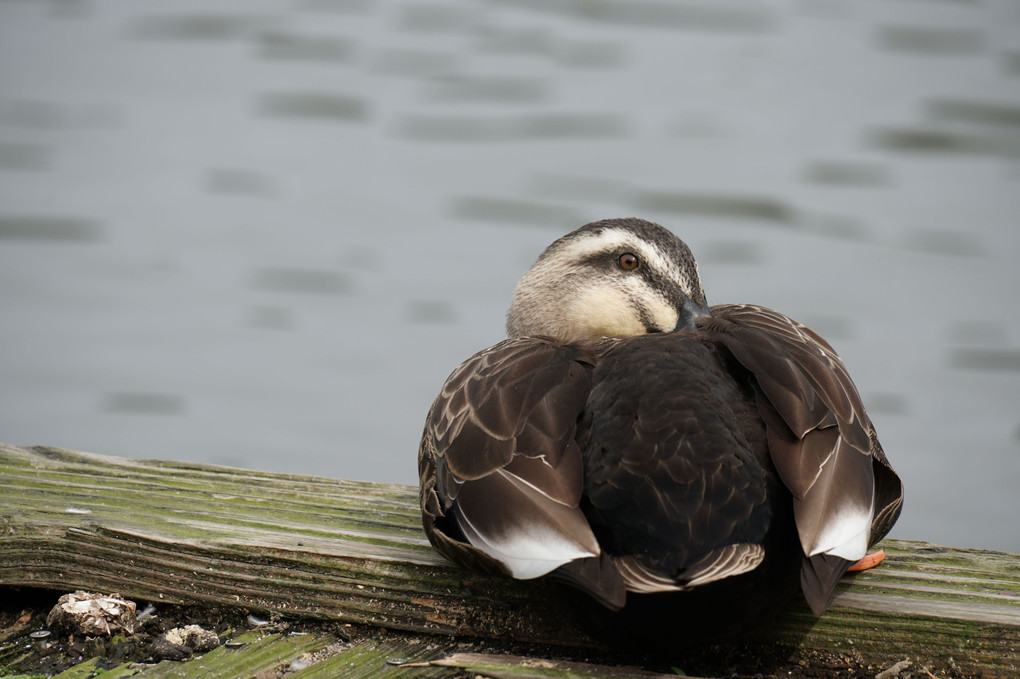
[2,443,1018,675]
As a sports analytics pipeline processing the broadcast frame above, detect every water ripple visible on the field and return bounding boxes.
[0,216,101,242]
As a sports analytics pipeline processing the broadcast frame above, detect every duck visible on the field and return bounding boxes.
[418,217,903,647]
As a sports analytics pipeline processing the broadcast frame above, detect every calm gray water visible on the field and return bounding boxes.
[2,1,1018,553]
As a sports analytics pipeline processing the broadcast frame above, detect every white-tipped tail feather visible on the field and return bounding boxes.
[797,435,876,561]
[805,500,874,560]
[455,504,598,579]
[453,467,601,579]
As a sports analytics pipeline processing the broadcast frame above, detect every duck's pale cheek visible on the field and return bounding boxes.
[567,288,647,338]
[646,297,680,334]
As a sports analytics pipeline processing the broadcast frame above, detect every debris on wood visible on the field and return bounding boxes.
[45,591,138,636]
[151,624,221,661]
[875,659,912,679]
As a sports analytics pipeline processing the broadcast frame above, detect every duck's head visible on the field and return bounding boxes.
[506,218,710,342]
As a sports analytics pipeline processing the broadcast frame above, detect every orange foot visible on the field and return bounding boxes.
[846,549,886,572]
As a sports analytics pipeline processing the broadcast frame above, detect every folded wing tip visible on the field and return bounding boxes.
[453,502,599,580]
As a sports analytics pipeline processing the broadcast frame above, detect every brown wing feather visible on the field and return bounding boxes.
[868,427,904,545]
[704,304,903,614]
[419,337,623,603]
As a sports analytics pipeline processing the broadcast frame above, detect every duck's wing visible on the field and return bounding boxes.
[419,336,624,607]
[704,304,903,614]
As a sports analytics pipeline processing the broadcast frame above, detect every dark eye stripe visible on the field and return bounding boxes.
[581,248,687,315]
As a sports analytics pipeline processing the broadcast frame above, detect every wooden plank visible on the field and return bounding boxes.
[429,652,692,678]
[286,638,459,679]
[2,443,1019,676]
[125,631,334,679]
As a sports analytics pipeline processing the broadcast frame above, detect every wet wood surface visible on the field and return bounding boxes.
[1,443,1018,677]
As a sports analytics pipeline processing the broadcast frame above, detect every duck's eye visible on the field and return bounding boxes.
[618,253,640,271]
